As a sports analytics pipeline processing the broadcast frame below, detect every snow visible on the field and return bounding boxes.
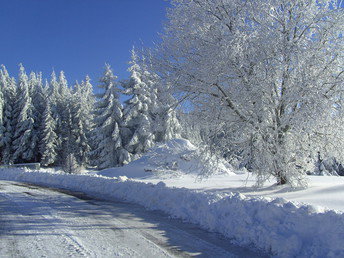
[1,167,344,257]
[98,139,234,179]
[139,174,344,212]
[1,181,252,257]
[97,139,344,212]
[1,139,344,257]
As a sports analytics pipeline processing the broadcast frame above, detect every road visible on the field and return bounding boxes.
[0,180,265,257]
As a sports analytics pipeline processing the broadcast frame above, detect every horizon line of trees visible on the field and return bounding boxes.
[0,49,181,169]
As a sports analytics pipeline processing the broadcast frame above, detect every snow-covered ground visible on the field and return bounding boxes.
[98,139,344,212]
[1,139,344,257]
[1,181,260,257]
[140,175,344,212]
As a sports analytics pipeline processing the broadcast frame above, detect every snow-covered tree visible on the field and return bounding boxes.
[57,71,73,160]
[40,101,58,166]
[48,71,63,159]
[63,153,81,174]
[92,64,130,169]
[70,77,95,166]
[153,0,344,186]
[122,49,156,156]
[80,76,96,148]
[0,66,16,164]
[47,71,73,164]
[12,64,37,162]
[0,69,5,162]
[150,78,181,143]
[29,72,47,161]
[135,52,181,142]
[0,79,3,129]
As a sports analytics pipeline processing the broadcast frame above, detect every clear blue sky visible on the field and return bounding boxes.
[0,0,170,85]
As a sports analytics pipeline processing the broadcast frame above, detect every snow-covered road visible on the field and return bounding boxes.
[0,180,263,257]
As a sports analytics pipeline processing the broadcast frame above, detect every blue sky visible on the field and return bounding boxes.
[0,0,170,85]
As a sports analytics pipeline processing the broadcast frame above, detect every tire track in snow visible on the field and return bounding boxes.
[21,190,93,258]
[0,183,93,258]
[1,181,264,257]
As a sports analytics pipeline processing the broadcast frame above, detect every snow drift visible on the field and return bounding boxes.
[98,138,234,179]
[0,168,343,257]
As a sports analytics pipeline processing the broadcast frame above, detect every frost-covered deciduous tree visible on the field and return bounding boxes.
[154,0,344,186]
[40,101,58,166]
[92,64,130,169]
[12,64,37,162]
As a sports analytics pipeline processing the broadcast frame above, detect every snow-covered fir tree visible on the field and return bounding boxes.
[29,72,47,161]
[138,51,181,142]
[0,60,174,169]
[69,77,94,166]
[0,66,16,164]
[12,64,37,162]
[153,97,181,142]
[0,69,5,161]
[47,71,74,164]
[63,153,81,174]
[48,71,63,160]
[142,57,181,142]
[122,49,155,157]
[79,76,95,153]
[40,101,58,166]
[57,71,73,162]
[92,64,130,169]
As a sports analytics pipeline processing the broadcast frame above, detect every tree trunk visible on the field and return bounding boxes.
[277,172,287,185]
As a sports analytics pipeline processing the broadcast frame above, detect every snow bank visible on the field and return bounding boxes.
[98,138,234,179]
[0,168,343,257]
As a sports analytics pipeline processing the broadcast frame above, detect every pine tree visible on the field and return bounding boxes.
[122,49,155,156]
[12,64,37,163]
[63,153,81,174]
[40,101,58,166]
[80,76,95,160]
[92,64,130,169]
[48,71,63,159]
[29,72,46,161]
[57,71,73,162]
[48,71,73,164]
[141,58,181,142]
[70,77,94,166]
[0,66,16,164]
[0,68,5,163]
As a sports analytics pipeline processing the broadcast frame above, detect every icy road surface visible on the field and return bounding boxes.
[0,180,263,257]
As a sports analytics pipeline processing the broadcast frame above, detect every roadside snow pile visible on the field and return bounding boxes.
[1,168,343,257]
[98,138,234,179]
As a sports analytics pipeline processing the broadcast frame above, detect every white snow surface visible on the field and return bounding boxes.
[98,139,234,179]
[2,180,258,257]
[1,167,343,257]
[97,139,344,212]
[1,139,344,257]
